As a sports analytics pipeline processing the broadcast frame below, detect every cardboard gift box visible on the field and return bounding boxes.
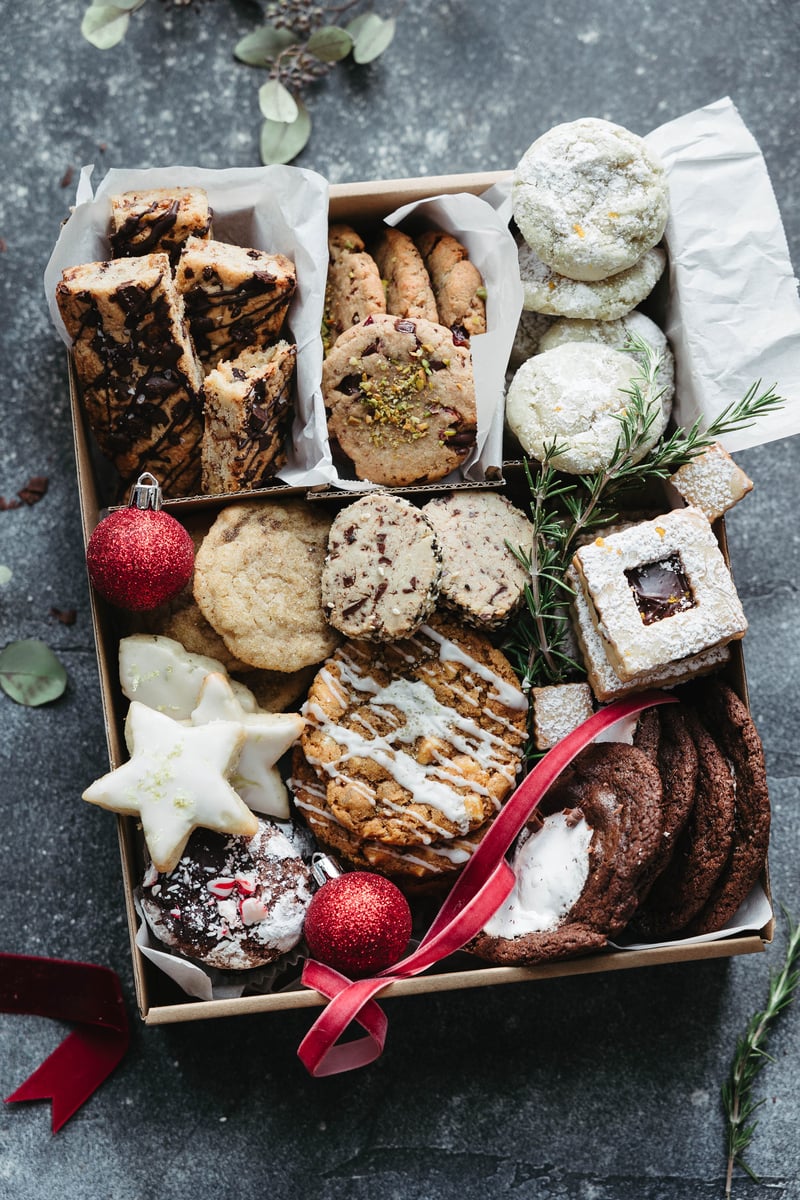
[55,141,784,1025]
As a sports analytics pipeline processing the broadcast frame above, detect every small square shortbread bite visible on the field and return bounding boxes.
[532,682,594,750]
[669,443,754,522]
[566,566,731,701]
[571,508,746,682]
[201,341,297,494]
[56,252,205,497]
[110,187,212,260]
[176,237,297,371]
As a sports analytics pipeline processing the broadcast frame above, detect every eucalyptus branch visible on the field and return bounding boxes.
[722,909,800,1199]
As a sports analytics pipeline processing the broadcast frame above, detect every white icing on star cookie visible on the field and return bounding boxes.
[119,633,258,720]
[189,673,304,819]
[83,701,257,873]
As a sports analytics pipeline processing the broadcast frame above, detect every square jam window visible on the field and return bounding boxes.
[624,553,695,625]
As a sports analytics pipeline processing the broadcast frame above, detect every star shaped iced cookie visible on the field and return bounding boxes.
[84,702,258,873]
[189,673,304,819]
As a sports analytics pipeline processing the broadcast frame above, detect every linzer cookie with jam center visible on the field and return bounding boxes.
[572,507,747,682]
[176,236,296,371]
[322,313,477,486]
[109,187,212,261]
[322,494,442,641]
[301,615,527,847]
[56,252,204,497]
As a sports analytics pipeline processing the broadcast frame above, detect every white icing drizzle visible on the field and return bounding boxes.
[483,813,593,938]
[418,625,528,711]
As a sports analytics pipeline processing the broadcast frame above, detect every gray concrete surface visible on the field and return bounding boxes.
[0,1,798,1197]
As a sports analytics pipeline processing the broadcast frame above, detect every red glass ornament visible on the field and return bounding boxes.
[86,473,194,611]
[304,871,413,978]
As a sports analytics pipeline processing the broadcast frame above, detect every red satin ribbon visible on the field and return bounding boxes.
[299,690,676,1076]
[1,954,129,1131]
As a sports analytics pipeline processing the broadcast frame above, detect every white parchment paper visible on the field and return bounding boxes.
[44,163,336,486]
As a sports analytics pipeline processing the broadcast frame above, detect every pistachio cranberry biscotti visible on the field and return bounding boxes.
[56,251,205,497]
[176,236,297,371]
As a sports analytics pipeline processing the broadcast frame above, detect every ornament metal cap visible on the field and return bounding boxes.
[310,853,342,888]
[128,472,163,512]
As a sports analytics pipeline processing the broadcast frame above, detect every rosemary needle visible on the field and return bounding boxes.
[722,909,800,1199]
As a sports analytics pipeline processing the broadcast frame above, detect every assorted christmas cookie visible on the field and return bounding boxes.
[301,615,527,846]
[321,493,442,642]
[415,230,487,337]
[322,314,477,486]
[109,186,212,261]
[323,223,387,351]
[512,117,669,281]
[371,228,438,323]
[192,500,340,673]
[517,240,666,321]
[139,817,313,969]
[421,491,534,627]
[505,341,668,473]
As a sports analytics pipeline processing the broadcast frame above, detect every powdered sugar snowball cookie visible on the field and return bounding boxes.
[192,500,340,673]
[322,314,477,487]
[505,341,668,474]
[512,118,669,281]
[518,240,665,322]
[139,817,313,969]
[322,494,442,641]
[537,311,674,415]
[421,491,534,628]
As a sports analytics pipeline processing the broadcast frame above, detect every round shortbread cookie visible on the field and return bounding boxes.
[322,314,477,487]
[301,615,527,847]
[505,341,669,474]
[518,240,665,321]
[512,118,669,281]
[537,311,675,414]
[421,491,534,628]
[193,500,340,673]
[322,493,442,641]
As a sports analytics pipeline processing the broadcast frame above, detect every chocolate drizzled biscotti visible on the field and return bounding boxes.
[109,187,212,261]
[56,252,204,496]
[201,341,297,494]
[176,237,296,371]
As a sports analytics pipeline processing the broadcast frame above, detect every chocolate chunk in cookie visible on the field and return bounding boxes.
[322,494,442,641]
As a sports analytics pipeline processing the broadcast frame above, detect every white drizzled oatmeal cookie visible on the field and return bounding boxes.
[322,313,477,486]
[301,615,527,847]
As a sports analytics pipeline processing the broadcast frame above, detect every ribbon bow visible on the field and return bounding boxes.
[299,691,675,1076]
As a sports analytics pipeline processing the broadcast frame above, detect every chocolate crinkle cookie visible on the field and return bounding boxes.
[470,742,664,966]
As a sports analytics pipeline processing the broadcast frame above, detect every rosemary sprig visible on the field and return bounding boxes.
[504,332,786,695]
[722,909,800,1198]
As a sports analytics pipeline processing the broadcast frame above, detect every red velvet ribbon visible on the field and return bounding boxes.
[1,954,129,1131]
[299,690,676,1076]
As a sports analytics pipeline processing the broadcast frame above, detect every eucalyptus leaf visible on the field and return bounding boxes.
[0,639,68,707]
[81,5,131,48]
[0,565,11,586]
[259,78,299,124]
[352,14,396,64]
[345,13,372,39]
[260,102,311,166]
[98,0,144,11]
[234,25,296,66]
[307,25,353,63]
